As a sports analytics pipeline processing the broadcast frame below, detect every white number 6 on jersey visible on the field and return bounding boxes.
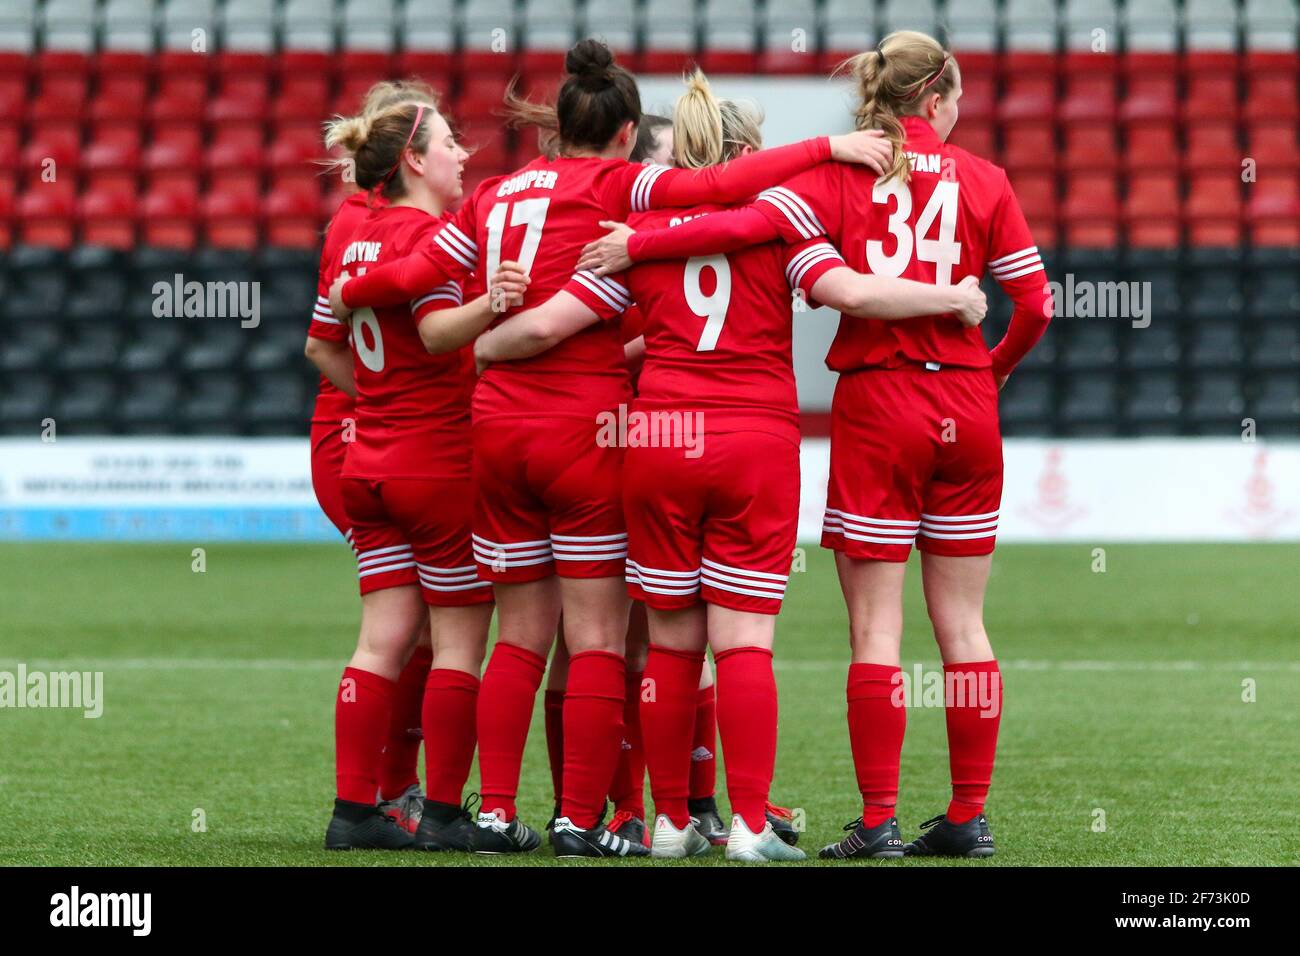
[351,308,384,372]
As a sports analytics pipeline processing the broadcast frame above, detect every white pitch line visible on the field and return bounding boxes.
[0,658,1297,673]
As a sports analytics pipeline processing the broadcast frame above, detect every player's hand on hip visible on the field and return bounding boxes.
[829,130,893,176]
[577,221,634,277]
[952,275,988,328]
[490,260,530,312]
[328,271,353,321]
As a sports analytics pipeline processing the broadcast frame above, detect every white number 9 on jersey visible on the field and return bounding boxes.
[684,254,732,352]
[351,308,384,372]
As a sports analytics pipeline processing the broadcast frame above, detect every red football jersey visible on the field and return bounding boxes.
[584,204,847,443]
[753,117,1045,374]
[329,205,474,480]
[339,139,835,421]
[309,191,383,425]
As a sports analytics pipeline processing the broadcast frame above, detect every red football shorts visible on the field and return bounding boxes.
[310,421,352,546]
[342,476,493,606]
[822,366,1003,561]
[471,417,627,583]
[624,429,799,615]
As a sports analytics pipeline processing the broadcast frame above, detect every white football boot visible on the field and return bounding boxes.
[725,814,807,862]
[651,814,712,858]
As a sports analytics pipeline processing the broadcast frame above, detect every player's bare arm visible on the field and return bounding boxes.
[812,271,988,326]
[303,335,356,398]
[418,262,531,355]
[473,291,601,373]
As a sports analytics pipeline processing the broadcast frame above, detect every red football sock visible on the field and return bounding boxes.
[641,645,704,830]
[687,683,717,801]
[421,667,479,806]
[560,650,626,830]
[543,689,565,805]
[944,660,1002,823]
[335,666,397,804]
[477,642,547,822]
[847,662,906,828]
[607,670,646,818]
[714,646,777,835]
[377,643,431,799]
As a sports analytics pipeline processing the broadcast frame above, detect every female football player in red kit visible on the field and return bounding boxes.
[483,70,987,860]
[577,31,1053,860]
[327,39,895,858]
[315,95,530,850]
[305,79,443,838]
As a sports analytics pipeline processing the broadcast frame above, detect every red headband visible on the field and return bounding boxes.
[908,57,950,100]
[377,103,427,191]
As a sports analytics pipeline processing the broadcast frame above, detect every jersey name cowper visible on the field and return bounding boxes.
[496,168,560,197]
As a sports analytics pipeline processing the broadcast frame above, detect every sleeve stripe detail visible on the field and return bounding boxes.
[757,187,823,240]
[442,222,477,254]
[785,242,844,287]
[989,250,1041,273]
[411,283,464,312]
[575,269,631,304]
[988,245,1037,268]
[434,226,478,269]
[630,163,671,212]
[311,314,343,325]
[573,271,631,313]
[991,262,1045,281]
[315,295,329,305]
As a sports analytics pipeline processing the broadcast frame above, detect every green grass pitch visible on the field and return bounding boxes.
[1,541,1297,866]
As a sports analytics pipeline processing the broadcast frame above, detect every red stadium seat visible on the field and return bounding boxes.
[79,186,138,249]
[83,129,142,194]
[1182,74,1238,124]
[93,50,150,82]
[36,50,91,81]
[1124,122,1178,173]
[1119,52,1178,124]
[998,73,1056,125]
[1185,172,1243,246]
[1246,177,1300,246]
[272,76,330,123]
[265,185,322,248]
[141,186,199,249]
[0,180,13,249]
[1061,122,1119,173]
[956,71,995,124]
[1006,171,1058,248]
[1059,53,1118,125]
[1185,123,1239,173]
[29,77,88,122]
[17,186,77,249]
[1001,123,1057,175]
[206,136,266,197]
[0,76,25,123]
[21,129,81,180]
[202,191,261,249]
[397,50,455,81]
[1123,171,1182,248]
[90,74,149,124]
[1244,75,1300,125]
[0,122,18,167]
[1062,172,1120,247]
[1246,125,1299,172]
[946,120,995,160]
[216,51,271,81]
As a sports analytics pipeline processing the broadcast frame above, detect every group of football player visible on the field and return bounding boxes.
[306,28,1051,861]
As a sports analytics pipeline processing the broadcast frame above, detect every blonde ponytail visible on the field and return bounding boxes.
[838,30,957,184]
[672,69,763,170]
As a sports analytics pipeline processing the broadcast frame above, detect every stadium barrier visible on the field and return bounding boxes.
[2,437,1296,543]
